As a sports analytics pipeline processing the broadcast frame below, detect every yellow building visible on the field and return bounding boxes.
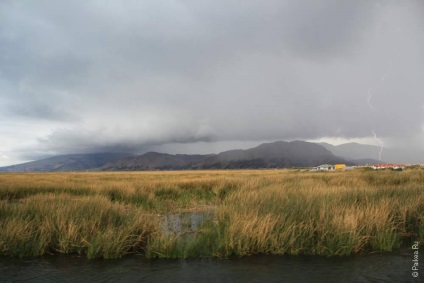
[335,164,346,170]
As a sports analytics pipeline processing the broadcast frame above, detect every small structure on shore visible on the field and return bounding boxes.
[372,164,406,170]
[316,164,335,171]
[310,164,357,171]
[334,164,346,170]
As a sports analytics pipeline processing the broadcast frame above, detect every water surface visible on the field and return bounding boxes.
[0,251,420,282]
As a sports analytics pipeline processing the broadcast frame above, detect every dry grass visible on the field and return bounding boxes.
[0,194,157,258]
[0,168,423,258]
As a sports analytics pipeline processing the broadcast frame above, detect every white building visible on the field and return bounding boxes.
[316,164,335,171]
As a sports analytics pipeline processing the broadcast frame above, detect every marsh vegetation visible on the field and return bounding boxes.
[0,169,423,259]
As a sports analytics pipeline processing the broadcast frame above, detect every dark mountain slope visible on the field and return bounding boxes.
[0,153,133,172]
[199,141,350,169]
[101,152,214,171]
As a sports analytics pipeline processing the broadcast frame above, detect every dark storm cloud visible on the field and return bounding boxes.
[1,0,375,82]
[0,0,423,163]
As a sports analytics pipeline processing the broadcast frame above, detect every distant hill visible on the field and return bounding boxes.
[320,142,381,161]
[350,158,382,165]
[0,153,133,172]
[319,142,420,164]
[101,141,351,171]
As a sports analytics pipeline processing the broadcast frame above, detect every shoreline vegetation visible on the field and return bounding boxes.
[0,169,423,259]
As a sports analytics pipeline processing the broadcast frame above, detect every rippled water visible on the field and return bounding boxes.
[0,251,420,283]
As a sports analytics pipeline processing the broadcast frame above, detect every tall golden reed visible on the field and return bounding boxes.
[0,168,423,258]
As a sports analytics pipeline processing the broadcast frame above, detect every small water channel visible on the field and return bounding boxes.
[161,211,211,236]
[0,252,419,282]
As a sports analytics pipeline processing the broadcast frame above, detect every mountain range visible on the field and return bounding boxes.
[0,141,388,172]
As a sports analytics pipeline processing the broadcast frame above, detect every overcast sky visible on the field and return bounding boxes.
[1,0,424,166]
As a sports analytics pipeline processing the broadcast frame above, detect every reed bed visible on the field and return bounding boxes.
[0,168,423,259]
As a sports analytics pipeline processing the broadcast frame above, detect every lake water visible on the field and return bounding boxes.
[0,251,420,282]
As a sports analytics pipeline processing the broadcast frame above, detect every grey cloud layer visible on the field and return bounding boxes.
[1,0,423,159]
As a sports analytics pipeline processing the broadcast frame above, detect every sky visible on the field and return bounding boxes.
[1,0,424,166]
